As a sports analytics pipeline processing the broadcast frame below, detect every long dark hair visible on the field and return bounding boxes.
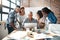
[37,10,43,18]
[42,7,52,14]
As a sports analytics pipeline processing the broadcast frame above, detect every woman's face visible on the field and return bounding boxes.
[36,14,40,20]
[41,11,48,17]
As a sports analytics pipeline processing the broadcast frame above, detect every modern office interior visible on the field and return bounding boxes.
[0,0,60,40]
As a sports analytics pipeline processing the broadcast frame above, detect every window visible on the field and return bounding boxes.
[1,0,20,21]
[2,7,9,13]
[10,9,14,12]
[0,0,2,4]
[17,1,20,5]
[2,14,8,21]
[2,0,10,7]
[11,0,16,3]
[0,14,1,21]
[11,3,16,9]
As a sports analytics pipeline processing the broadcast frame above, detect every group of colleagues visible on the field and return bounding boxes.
[6,6,57,34]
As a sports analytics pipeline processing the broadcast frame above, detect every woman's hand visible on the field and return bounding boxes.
[39,22,45,29]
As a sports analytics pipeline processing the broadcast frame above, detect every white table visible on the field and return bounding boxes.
[2,30,60,40]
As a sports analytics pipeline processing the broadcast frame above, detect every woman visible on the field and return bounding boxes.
[41,7,57,24]
[16,7,26,30]
[36,10,43,22]
[36,10,45,40]
[18,7,26,23]
[41,7,57,40]
[36,10,45,30]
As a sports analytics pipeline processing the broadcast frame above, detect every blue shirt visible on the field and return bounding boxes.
[23,18,38,28]
[48,12,57,24]
[23,18,38,26]
[7,11,17,27]
[23,18,37,23]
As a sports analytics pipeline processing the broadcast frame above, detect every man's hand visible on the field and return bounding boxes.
[10,22,18,30]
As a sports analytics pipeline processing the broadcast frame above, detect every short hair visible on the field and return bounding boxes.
[30,11,32,13]
[42,7,51,14]
[29,11,33,15]
[37,10,43,18]
[16,5,20,8]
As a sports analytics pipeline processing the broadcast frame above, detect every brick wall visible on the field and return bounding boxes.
[50,0,60,23]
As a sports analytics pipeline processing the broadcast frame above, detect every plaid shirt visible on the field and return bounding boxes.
[7,11,17,27]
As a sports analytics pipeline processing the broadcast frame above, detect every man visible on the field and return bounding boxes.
[23,11,37,23]
[7,6,20,34]
[22,11,37,31]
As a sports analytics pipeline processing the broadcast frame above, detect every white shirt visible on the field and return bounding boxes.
[45,17,51,24]
[15,13,26,29]
[45,17,51,31]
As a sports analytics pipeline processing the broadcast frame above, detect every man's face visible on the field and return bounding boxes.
[28,12,33,20]
[15,7,20,13]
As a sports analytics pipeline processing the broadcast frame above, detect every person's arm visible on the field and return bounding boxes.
[48,12,57,24]
[10,22,17,30]
[39,19,45,29]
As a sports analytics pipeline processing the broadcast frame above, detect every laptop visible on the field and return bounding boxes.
[23,23,37,28]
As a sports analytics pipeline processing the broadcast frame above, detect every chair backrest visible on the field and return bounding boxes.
[0,21,8,40]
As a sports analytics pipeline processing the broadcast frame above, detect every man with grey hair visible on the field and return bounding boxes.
[23,11,37,23]
[22,11,38,31]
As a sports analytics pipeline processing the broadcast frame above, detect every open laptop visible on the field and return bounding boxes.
[23,23,37,28]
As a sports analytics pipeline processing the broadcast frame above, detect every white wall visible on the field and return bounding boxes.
[25,7,50,19]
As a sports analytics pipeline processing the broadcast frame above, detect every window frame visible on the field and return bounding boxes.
[1,0,20,21]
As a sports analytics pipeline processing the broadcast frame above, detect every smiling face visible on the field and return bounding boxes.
[20,7,25,15]
[20,9,25,14]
